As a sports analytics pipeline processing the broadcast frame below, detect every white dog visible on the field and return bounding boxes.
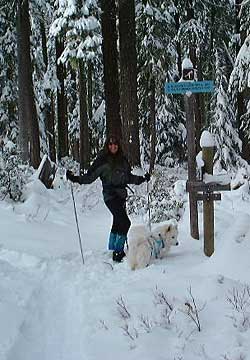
[127,220,178,270]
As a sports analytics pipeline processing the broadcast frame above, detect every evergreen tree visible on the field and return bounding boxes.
[136,1,185,166]
[0,4,18,143]
[30,0,56,161]
[50,0,101,165]
[229,1,250,160]
[210,50,242,170]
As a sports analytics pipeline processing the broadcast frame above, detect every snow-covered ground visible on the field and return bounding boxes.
[1,172,250,360]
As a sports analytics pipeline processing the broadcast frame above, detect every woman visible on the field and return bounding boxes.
[66,135,150,262]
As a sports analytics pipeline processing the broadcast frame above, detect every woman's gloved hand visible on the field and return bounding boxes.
[66,170,78,183]
[144,172,151,182]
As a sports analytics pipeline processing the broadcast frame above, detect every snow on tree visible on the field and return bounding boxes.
[156,96,186,166]
[0,4,18,143]
[49,0,102,162]
[136,1,184,165]
[228,1,250,161]
[230,33,250,148]
[28,0,56,157]
[49,0,101,65]
[210,50,242,170]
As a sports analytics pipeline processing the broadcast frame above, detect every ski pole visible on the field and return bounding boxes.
[70,182,84,265]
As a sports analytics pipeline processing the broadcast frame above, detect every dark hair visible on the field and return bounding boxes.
[104,135,124,158]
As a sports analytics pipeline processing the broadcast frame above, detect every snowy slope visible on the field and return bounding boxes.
[1,174,250,360]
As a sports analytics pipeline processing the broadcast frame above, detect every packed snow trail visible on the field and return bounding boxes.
[2,178,250,359]
[6,256,88,360]
[1,219,203,360]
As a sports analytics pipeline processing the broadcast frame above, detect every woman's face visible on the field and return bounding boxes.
[108,139,119,154]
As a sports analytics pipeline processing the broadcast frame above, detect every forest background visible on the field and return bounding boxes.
[1,0,250,188]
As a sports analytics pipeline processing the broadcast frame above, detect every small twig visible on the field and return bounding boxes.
[103,261,113,270]
[42,209,50,222]
[154,287,173,311]
[139,314,152,333]
[154,287,174,326]
[180,286,204,332]
[227,285,250,330]
[227,286,250,312]
[121,323,138,340]
[221,355,230,360]
[116,296,131,320]
[99,319,109,330]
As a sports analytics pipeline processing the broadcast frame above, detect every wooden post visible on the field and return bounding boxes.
[184,94,199,240]
[202,146,215,256]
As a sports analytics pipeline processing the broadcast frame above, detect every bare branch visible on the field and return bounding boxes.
[227,285,250,330]
[121,323,138,340]
[180,286,203,332]
[154,287,173,311]
[139,314,152,333]
[116,296,131,320]
[99,319,109,330]
[103,261,114,270]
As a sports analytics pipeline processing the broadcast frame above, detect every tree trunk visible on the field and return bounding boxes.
[149,78,156,174]
[187,0,203,155]
[174,11,182,79]
[72,139,80,162]
[56,37,68,160]
[6,66,16,127]
[79,60,90,171]
[47,94,56,162]
[40,20,48,68]
[17,0,40,168]
[87,62,93,155]
[100,0,122,140]
[118,0,140,166]
[40,20,56,162]
[88,62,93,123]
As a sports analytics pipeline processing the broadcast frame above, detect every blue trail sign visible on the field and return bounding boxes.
[165,80,214,94]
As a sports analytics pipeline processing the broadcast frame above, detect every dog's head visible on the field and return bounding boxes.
[153,220,179,247]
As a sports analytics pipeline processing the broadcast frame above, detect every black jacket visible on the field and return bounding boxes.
[70,151,145,202]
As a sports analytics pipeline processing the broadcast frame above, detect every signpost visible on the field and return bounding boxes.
[183,93,199,240]
[165,80,214,95]
[165,61,230,255]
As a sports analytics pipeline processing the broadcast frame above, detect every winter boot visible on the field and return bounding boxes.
[112,250,126,262]
[112,234,127,262]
